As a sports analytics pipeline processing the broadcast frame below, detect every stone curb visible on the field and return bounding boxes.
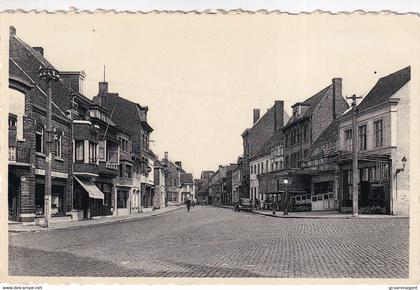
[9,206,185,233]
[214,204,408,219]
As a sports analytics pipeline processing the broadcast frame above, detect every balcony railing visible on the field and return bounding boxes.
[9,144,30,164]
[105,162,119,170]
[9,147,16,161]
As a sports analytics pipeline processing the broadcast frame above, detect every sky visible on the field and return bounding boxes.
[3,13,419,177]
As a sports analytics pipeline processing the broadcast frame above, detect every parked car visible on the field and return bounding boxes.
[235,198,253,212]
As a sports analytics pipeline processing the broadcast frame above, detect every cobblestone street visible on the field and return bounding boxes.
[9,206,409,278]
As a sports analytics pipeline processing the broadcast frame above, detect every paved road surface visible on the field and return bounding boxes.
[9,206,408,278]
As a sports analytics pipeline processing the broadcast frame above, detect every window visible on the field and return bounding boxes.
[89,142,97,163]
[119,137,129,152]
[119,164,123,178]
[303,123,308,141]
[126,164,132,179]
[117,190,128,208]
[345,129,352,151]
[358,125,367,151]
[98,140,105,160]
[36,124,44,153]
[75,140,84,162]
[266,160,269,172]
[293,107,298,118]
[55,133,62,159]
[9,118,16,127]
[254,164,257,174]
[374,120,383,147]
[250,165,253,174]
[304,149,308,158]
[172,179,178,187]
[257,163,260,174]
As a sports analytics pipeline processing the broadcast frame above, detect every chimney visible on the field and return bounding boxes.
[274,100,285,131]
[60,71,86,94]
[175,161,182,168]
[33,47,44,56]
[164,151,168,160]
[99,82,108,95]
[253,109,260,124]
[332,78,342,120]
[9,26,16,36]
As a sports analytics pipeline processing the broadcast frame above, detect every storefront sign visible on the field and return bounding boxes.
[35,169,68,179]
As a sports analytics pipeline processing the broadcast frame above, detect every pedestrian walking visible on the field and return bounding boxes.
[186,198,191,212]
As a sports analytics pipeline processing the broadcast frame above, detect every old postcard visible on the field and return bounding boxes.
[0,11,419,286]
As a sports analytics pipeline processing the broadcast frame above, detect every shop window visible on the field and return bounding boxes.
[324,194,329,200]
[369,167,376,182]
[75,140,84,162]
[312,196,317,202]
[51,187,64,216]
[317,196,323,201]
[36,124,44,153]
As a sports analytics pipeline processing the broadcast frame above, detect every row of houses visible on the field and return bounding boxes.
[8,26,194,223]
[197,66,410,215]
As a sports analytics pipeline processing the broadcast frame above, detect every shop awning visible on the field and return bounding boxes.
[258,172,310,195]
[74,176,104,200]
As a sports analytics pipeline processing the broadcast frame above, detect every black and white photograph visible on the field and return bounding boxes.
[1,10,419,285]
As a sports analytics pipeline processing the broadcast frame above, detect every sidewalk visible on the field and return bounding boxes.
[9,205,185,233]
[216,204,408,219]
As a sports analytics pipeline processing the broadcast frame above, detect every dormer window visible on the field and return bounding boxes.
[293,105,302,118]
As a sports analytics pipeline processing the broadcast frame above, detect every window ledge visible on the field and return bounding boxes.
[55,157,64,162]
[35,152,46,158]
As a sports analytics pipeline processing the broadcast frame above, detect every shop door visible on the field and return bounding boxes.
[360,181,370,207]
[8,174,20,221]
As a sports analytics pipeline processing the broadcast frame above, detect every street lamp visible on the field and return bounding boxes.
[283,178,289,215]
[395,156,408,213]
[396,156,407,175]
[39,66,60,228]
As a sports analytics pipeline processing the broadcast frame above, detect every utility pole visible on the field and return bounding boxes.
[346,94,362,218]
[39,66,59,227]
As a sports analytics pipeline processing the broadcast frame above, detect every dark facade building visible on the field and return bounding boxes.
[256,78,349,212]
[8,27,73,222]
[241,101,289,200]
[93,85,154,211]
[162,151,184,205]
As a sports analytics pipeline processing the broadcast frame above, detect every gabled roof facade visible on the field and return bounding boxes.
[284,85,331,128]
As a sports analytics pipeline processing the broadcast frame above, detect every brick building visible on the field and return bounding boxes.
[8,27,73,222]
[153,157,167,209]
[93,86,155,211]
[194,171,214,205]
[241,101,289,201]
[162,152,184,205]
[180,173,195,204]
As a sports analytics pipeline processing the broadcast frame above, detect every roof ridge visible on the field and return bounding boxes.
[10,58,68,118]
